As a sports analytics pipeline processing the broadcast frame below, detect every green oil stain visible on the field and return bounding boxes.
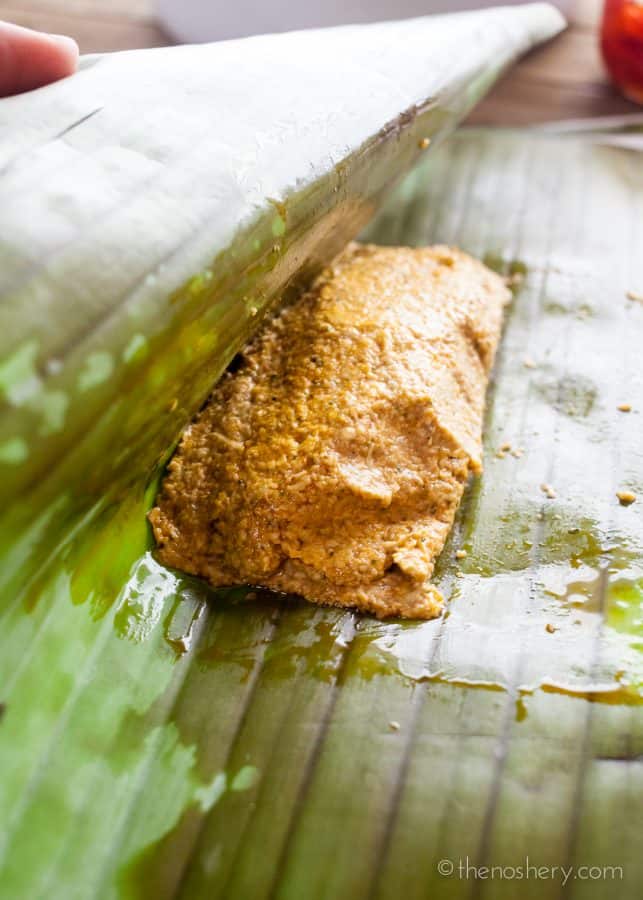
[544,571,604,612]
[196,598,275,682]
[77,351,114,392]
[538,519,641,623]
[482,253,528,294]
[607,577,643,638]
[0,437,28,465]
[540,515,615,568]
[466,502,624,578]
[536,373,597,419]
[509,259,528,277]
[260,608,353,683]
[545,298,595,319]
[538,682,643,706]
[423,674,506,693]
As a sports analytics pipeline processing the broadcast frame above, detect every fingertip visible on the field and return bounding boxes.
[49,33,80,74]
[0,21,79,97]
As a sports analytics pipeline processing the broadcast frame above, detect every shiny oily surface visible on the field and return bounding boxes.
[1,128,642,899]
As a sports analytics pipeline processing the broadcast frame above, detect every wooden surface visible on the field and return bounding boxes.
[0,0,640,123]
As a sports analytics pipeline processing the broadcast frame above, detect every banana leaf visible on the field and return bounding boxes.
[4,9,643,900]
[0,3,563,523]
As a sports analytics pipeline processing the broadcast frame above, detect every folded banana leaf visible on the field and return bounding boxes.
[0,3,563,529]
[7,6,643,900]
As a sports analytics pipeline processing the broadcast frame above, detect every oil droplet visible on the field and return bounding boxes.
[114,554,179,644]
[420,673,505,693]
[539,682,643,706]
[164,590,207,657]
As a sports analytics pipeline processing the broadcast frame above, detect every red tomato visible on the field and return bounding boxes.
[601,0,643,103]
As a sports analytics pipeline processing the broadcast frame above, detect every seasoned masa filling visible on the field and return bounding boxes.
[149,243,510,619]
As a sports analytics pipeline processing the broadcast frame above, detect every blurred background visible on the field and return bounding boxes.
[0,0,640,123]
[154,0,574,42]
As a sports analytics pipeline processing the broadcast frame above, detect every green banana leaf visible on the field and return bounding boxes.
[3,10,643,900]
[2,122,641,900]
